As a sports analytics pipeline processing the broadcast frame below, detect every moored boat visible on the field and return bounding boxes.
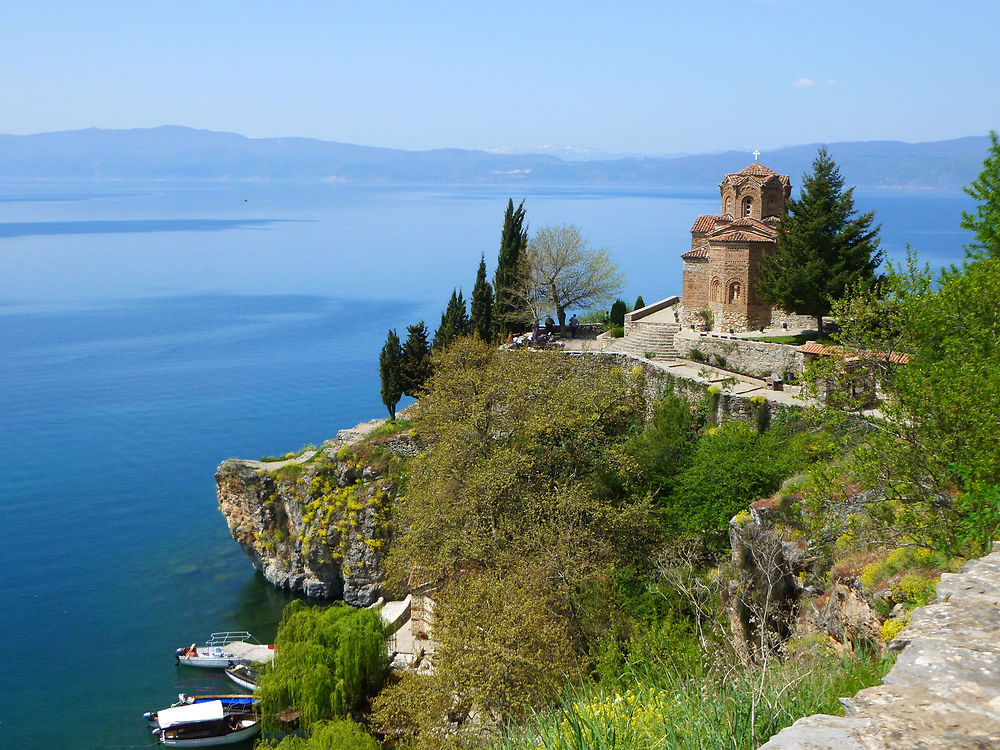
[175,631,274,668]
[224,663,260,692]
[148,699,260,747]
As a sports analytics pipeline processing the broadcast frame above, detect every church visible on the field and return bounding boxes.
[677,161,812,332]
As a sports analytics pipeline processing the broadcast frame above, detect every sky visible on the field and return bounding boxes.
[1,1,997,155]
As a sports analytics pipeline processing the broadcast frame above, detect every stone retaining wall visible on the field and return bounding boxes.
[675,331,805,379]
[758,542,1000,749]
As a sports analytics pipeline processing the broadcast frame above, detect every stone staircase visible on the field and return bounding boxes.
[605,322,680,360]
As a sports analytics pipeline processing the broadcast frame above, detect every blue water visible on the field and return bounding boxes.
[0,180,974,748]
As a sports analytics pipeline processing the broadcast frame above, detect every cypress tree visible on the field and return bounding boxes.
[610,298,627,327]
[470,254,494,341]
[432,289,469,349]
[634,295,645,311]
[493,199,528,337]
[757,147,882,332]
[400,321,431,397]
[379,329,403,421]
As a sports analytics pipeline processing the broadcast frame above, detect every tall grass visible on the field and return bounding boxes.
[496,651,892,750]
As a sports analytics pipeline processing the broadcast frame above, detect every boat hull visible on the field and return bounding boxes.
[178,655,253,669]
[159,722,260,746]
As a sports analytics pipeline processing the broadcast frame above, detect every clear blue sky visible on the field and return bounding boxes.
[1,1,997,154]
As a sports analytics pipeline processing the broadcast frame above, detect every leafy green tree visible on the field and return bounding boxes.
[609,298,627,327]
[634,295,645,311]
[811,251,1000,556]
[257,602,387,730]
[431,288,469,350]
[526,224,625,333]
[757,147,882,331]
[961,130,1000,258]
[378,329,403,421]
[469,254,494,340]
[399,321,431,397]
[493,198,528,337]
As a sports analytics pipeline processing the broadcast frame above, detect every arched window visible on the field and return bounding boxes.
[725,197,732,217]
[728,281,742,303]
[743,197,753,217]
[711,277,721,302]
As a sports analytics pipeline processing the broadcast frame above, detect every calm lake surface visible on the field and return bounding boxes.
[0,179,973,748]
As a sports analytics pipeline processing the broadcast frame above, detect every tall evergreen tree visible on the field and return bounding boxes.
[756,147,882,332]
[610,299,627,327]
[633,295,645,311]
[378,329,403,421]
[432,289,469,349]
[961,130,1000,258]
[470,254,494,341]
[400,321,432,397]
[493,199,528,337]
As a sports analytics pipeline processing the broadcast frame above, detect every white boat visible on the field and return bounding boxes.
[175,631,274,668]
[224,663,260,692]
[149,699,260,747]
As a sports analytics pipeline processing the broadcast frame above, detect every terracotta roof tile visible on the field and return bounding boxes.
[710,229,775,243]
[691,215,720,234]
[796,341,911,364]
[681,246,710,259]
[722,163,791,186]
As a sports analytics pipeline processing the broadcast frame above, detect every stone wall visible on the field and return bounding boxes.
[675,331,805,379]
[569,351,802,426]
[758,542,1000,749]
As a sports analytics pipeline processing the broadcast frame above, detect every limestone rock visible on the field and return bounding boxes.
[216,453,392,607]
[757,542,1000,749]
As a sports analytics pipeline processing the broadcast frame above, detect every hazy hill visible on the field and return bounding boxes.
[0,126,987,190]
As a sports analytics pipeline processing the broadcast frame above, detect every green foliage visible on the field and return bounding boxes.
[496,650,893,750]
[400,321,432,398]
[813,251,1000,556]
[664,422,821,544]
[616,390,695,498]
[609,325,624,338]
[633,295,645,311]
[609,298,627,326]
[962,130,1000,258]
[432,289,470,350]
[258,602,387,730]
[255,718,379,750]
[687,347,706,362]
[470,254,494,341]
[757,147,882,329]
[494,198,529,337]
[379,329,403,421]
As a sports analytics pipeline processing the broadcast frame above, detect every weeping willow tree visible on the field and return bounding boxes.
[254,718,379,750]
[258,601,388,729]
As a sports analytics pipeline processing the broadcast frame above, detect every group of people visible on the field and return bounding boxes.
[541,314,581,338]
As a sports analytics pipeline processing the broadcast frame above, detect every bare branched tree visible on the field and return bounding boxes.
[526,224,625,333]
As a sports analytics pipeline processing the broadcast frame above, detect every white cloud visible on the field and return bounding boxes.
[793,77,817,88]
[826,79,836,85]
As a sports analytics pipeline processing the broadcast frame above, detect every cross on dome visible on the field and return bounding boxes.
[753,149,761,161]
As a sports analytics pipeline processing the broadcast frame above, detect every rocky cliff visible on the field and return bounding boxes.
[216,420,415,606]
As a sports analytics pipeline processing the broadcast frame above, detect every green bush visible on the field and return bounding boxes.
[688,348,706,362]
[610,325,625,338]
[610,299,627,326]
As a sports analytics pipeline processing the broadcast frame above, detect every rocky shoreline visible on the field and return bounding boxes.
[216,415,415,606]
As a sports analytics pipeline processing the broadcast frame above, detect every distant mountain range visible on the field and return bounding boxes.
[0,126,988,190]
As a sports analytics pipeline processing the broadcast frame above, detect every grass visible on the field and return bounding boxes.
[746,331,831,346]
[495,650,894,750]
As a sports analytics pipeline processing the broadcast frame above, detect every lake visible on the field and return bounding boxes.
[0,179,974,748]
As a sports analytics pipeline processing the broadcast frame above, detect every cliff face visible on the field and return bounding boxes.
[216,427,410,606]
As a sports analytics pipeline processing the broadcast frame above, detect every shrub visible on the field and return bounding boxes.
[688,347,706,362]
[695,308,714,328]
[610,299,628,326]
[610,325,625,338]
[712,354,727,368]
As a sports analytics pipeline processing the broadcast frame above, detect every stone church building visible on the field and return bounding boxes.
[678,162,812,332]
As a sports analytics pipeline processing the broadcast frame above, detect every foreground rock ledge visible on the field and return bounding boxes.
[758,541,1000,749]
